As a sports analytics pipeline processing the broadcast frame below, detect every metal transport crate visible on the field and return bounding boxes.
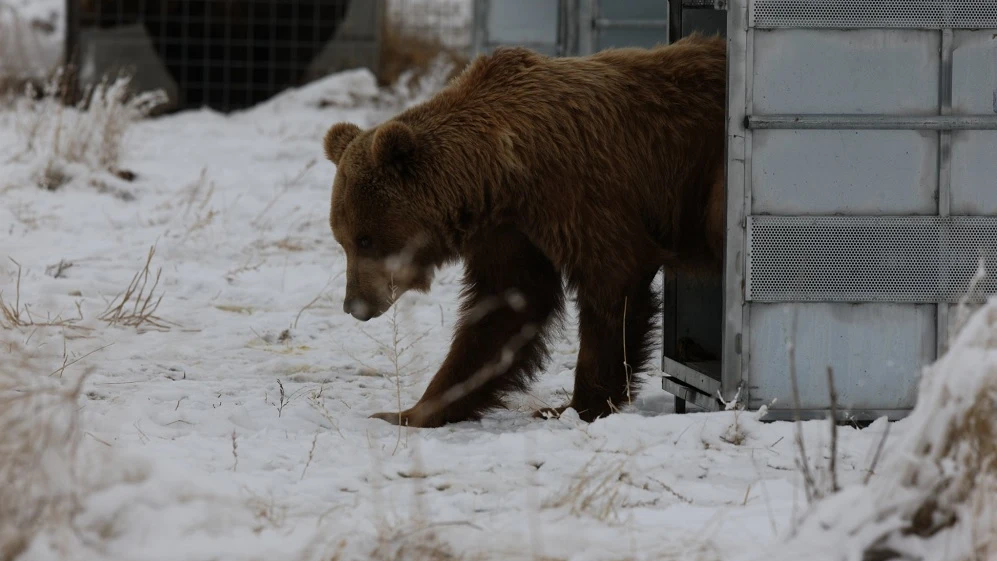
[710,0,997,421]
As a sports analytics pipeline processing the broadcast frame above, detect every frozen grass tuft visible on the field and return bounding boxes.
[99,245,172,331]
[318,53,460,118]
[543,453,633,524]
[378,20,467,91]
[0,257,86,331]
[11,70,166,191]
[0,336,92,561]
[370,525,466,561]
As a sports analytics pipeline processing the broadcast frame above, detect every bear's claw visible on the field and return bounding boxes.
[533,403,607,422]
[369,407,446,428]
[532,406,570,420]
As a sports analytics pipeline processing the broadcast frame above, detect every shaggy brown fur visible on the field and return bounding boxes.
[323,34,727,427]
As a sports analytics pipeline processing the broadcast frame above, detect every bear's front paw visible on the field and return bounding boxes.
[369,407,445,428]
[533,402,607,422]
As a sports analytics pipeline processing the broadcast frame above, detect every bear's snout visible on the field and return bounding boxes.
[343,296,374,321]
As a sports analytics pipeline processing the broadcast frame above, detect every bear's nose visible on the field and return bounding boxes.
[343,297,372,321]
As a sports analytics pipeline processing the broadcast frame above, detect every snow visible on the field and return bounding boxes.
[0,65,912,561]
[2,4,995,560]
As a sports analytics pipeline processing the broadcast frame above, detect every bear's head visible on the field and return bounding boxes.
[323,119,442,321]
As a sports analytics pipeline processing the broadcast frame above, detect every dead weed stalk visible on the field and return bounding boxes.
[0,336,100,561]
[307,383,345,439]
[179,167,218,243]
[366,437,478,561]
[543,454,633,524]
[251,158,317,230]
[12,69,166,191]
[353,274,432,454]
[99,245,171,331]
[1,257,86,331]
[377,18,466,89]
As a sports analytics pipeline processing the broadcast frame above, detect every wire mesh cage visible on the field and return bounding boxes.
[66,0,381,112]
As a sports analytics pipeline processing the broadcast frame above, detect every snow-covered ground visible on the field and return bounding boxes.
[2,3,995,560]
[0,62,932,561]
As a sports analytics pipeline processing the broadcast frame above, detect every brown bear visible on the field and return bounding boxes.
[322,34,727,428]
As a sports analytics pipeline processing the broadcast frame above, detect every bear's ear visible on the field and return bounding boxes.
[370,121,416,167]
[323,122,362,165]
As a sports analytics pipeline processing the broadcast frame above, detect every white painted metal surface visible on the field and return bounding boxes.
[721,0,997,421]
[471,0,561,56]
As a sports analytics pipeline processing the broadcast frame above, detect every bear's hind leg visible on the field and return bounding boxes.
[370,227,565,427]
[548,267,660,422]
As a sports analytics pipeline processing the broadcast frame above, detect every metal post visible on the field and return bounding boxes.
[576,0,594,55]
[471,0,489,56]
[937,27,954,357]
[670,0,682,43]
[721,0,749,406]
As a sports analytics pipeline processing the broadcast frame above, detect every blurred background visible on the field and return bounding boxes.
[0,0,473,112]
[0,1,725,113]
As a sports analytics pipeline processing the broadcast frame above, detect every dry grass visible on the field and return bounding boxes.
[879,369,997,558]
[11,69,166,191]
[251,158,317,231]
[362,436,479,561]
[359,278,433,454]
[785,309,845,505]
[370,523,470,561]
[543,454,633,524]
[246,490,288,534]
[316,32,463,115]
[307,384,345,439]
[0,336,97,561]
[178,167,218,243]
[378,21,467,90]
[0,258,86,331]
[99,245,171,331]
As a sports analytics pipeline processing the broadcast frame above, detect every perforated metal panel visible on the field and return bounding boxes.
[747,216,997,303]
[752,0,997,29]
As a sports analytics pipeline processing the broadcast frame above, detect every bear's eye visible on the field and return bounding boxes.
[357,235,372,249]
